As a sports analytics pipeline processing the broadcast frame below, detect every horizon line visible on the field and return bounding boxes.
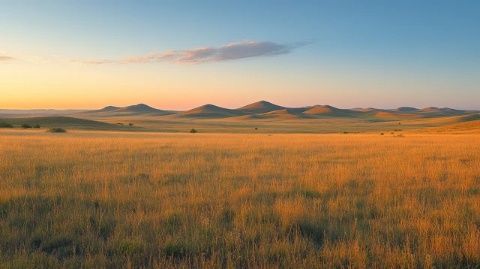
[1,101,477,112]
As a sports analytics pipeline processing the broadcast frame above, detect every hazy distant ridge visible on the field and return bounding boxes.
[1,101,477,120]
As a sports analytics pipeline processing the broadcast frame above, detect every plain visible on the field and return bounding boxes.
[0,130,479,268]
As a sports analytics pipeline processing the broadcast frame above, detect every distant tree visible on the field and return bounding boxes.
[0,122,13,128]
[190,128,198,133]
[129,123,134,127]
[48,128,67,133]
[21,123,32,129]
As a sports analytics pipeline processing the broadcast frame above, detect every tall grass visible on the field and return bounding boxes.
[0,131,479,268]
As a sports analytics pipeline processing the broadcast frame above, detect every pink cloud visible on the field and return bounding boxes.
[78,40,304,65]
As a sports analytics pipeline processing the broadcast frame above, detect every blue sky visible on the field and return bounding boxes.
[1,0,479,109]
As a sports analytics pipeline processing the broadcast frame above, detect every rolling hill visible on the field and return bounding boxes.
[303,105,359,117]
[237,101,285,114]
[85,104,173,116]
[0,116,127,130]
[1,101,479,133]
[395,107,420,113]
[419,107,465,116]
[181,104,243,118]
[259,109,306,120]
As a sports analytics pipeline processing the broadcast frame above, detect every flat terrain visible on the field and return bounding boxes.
[1,130,479,268]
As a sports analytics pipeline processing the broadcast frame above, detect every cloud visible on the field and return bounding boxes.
[0,55,14,62]
[76,59,116,65]
[79,41,305,65]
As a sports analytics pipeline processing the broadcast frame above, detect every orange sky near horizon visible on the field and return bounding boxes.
[2,1,480,110]
[2,59,474,110]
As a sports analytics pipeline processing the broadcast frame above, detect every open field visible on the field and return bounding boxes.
[1,130,480,268]
[1,114,479,134]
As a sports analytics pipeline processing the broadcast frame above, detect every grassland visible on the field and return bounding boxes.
[1,130,479,268]
[2,101,479,133]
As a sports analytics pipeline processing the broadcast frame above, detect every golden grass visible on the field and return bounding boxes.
[0,130,479,268]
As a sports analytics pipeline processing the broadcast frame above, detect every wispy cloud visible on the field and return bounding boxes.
[78,41,306,65]
[0,55,15,62]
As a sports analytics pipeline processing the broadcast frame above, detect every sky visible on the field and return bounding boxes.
[0,0,479,110]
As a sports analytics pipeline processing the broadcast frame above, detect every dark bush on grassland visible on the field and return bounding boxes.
[33,124,41,128]
[21,123,32,129]
[48,128,67,133]
[0,122,13,128]
[190,128,198,133]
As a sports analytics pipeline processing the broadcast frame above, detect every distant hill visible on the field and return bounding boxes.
[260,109,306,120]
[0,109,86,118]
[237,101,284,114]
[0,116,124,130]
[85,104,173,116]
[2,102,478,133]
[96,106,120,112]
[396,107,420,112]
[116,104,163,113]
[419,107,464,116]
[449,113,480,123]
[181,104,243,118]
[372,111,420,120]
[303,105,358,117]
[70,102,475,121]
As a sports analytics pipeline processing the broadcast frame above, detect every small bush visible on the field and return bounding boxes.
[33,124,41,128]
[21,123,32,129]
[128,123,134,127]
[48,128,67,133]
[0,122,13,128]
[115,239,146,258]
[190,128,197,133]
[163,241,195,259]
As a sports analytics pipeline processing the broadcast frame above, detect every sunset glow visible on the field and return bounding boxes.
[1,1,479,109]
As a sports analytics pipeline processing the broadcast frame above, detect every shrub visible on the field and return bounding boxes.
[128,123,134,127]
[115,239,145,257]
[33,124,41,128]
[0,122,13,128]
[190,128,198,133]
[48,128,67,133]
[21,123,32,129]
[163,241,195,259]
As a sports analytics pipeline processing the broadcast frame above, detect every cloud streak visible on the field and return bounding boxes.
[79,41,304,65]
[0,55,14,62]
